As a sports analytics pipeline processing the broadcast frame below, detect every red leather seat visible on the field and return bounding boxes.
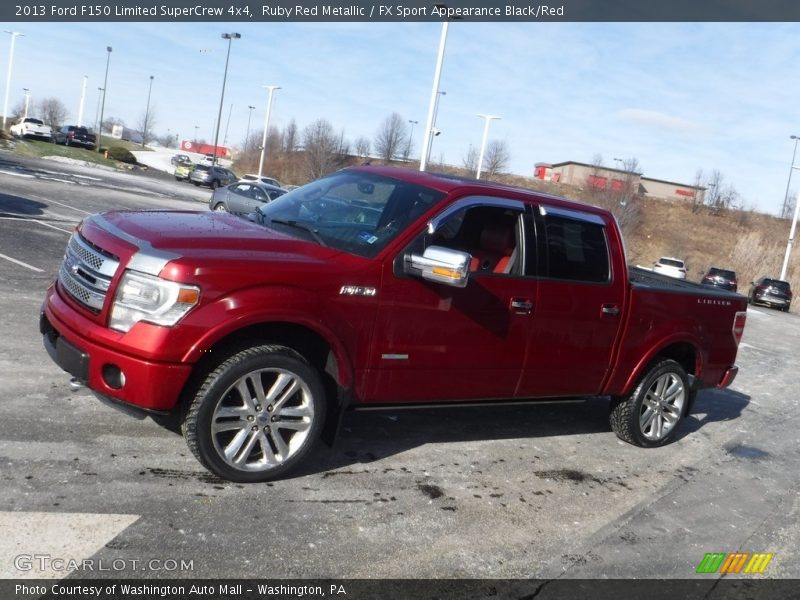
[470,222,515,273]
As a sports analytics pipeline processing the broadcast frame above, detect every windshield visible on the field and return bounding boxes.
[257,170,445,258]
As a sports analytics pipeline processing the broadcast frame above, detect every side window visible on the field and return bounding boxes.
[427,205,524,276]
[252,188,268,202]
[543,215,610,283]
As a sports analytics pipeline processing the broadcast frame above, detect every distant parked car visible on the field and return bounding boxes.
[241,173,283,189]
[653,257,687,279]
[171,153,192,166]
[53,125,96,149]
[209,181,286,214]
[701,267,738,292]
[174,162,193,181]
[9,117,51,140]
[748,277,792,312]
[189,164,238,189]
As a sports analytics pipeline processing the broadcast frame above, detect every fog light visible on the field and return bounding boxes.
[102,364,126,389]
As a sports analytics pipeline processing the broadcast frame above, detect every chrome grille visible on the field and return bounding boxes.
[58,232,120,312]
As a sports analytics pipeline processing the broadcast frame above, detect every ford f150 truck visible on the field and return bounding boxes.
[41,166,747,482]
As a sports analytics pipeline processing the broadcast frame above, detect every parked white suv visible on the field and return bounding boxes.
[9,117,52,140]
[653,256,687,279]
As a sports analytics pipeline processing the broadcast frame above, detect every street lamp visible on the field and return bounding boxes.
[475,114,501,179]
[96,46,112,153]
[258,85,281,178]
[405,119,418,160]
[77,75,88,127]
[780,135,800,218]
[427,90,446,162]
[211,32,241,166]
[2,31,24,130]
[142,75,154,147]
[193,125,199,143]
[93,87,103,137]
[245,104,255,151]
[22,87,29,118]
[420,22,449,172]
[780,175,800,281]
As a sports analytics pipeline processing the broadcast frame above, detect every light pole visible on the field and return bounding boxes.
[77,75,88,126]
[426,90,446,164]
[193,125,199,143]
[780,135,800,219]
[258,85,280,179]
[405,119,418,160]
[142,75,154,147]
[96,46,112,153]
[245,104,255,151]
[211,32,240,165]
[613,157,624,171]
[780,176,800,281]
[22,88,29,118]
[475,114,501,179]
[2,31,24,130]
[420,22,449,172]
[93,87,103,136]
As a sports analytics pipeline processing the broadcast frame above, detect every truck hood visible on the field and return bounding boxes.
[81,210,343,275]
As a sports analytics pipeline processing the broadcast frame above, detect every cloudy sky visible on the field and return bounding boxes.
[2,20,799,215]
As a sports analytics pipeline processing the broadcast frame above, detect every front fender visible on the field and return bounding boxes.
[177,284,355,388]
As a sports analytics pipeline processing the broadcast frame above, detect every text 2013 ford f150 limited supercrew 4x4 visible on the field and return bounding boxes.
[41,166,747,482]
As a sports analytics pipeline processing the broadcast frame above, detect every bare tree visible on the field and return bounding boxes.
[374,112,408,163]
[484,140,510,177]
[282,119,298,153]
[136,107,157,146]
[355,136,370,158]
[302,119,348,180]
[101,116,125,134]
[783,192,797,220]
[705,169,724,208]
[462,145,478,172]
[38,98,68,131]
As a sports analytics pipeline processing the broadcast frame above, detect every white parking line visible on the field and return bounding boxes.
[0,252,44,272]
[0,169,35,178]
[40,197,93,215]
[0,511,140,579]
[0,216,74,234]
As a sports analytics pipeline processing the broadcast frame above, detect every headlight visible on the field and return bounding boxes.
[109,270,200,333]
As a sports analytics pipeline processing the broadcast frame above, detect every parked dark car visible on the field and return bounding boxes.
[189,164,238,189]
[209,181,286,214]
[53,125,96,149]
[171,153,192,166]
[748,277,792,311]
[701,267,738,292]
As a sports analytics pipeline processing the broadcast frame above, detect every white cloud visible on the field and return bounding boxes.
[616,109,704,135]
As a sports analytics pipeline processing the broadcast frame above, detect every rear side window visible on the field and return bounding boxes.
[543,215,610,282]
[660,258,685,268]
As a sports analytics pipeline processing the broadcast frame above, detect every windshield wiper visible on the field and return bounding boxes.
[270,218,327,247]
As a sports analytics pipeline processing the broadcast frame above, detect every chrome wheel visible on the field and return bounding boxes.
[638,372,685,441]
[610,358,689,448]
[211,368,315,471]
[184,345,326,482]
[213,203,227,212]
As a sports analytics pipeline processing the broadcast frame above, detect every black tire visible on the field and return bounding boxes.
[210,179,220,190]
[609,358,689,448]
[192,181,201,186]
[183,345,327,483]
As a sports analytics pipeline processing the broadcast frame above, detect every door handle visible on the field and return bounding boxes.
[601,304,620,316]
[510,298,534,314]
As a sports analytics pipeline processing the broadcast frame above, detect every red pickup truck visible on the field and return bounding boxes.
[41,166,747,482]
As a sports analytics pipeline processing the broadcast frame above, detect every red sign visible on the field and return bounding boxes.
[180,141,230,158]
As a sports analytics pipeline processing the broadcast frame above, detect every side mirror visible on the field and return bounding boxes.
[406,245,471,288]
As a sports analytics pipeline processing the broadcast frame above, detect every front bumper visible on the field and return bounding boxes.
[41,306,192,413]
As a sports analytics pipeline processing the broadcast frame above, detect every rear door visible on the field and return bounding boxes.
[517,205,625,397]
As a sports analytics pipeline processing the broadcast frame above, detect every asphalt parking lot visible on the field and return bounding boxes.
[0,151,798,591]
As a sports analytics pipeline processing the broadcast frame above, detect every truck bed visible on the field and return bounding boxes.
[628,266,741,299]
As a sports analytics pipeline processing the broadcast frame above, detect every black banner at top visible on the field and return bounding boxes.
[4,0,800,22]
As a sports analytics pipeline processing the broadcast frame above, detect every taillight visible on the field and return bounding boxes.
[732,311,747,346]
